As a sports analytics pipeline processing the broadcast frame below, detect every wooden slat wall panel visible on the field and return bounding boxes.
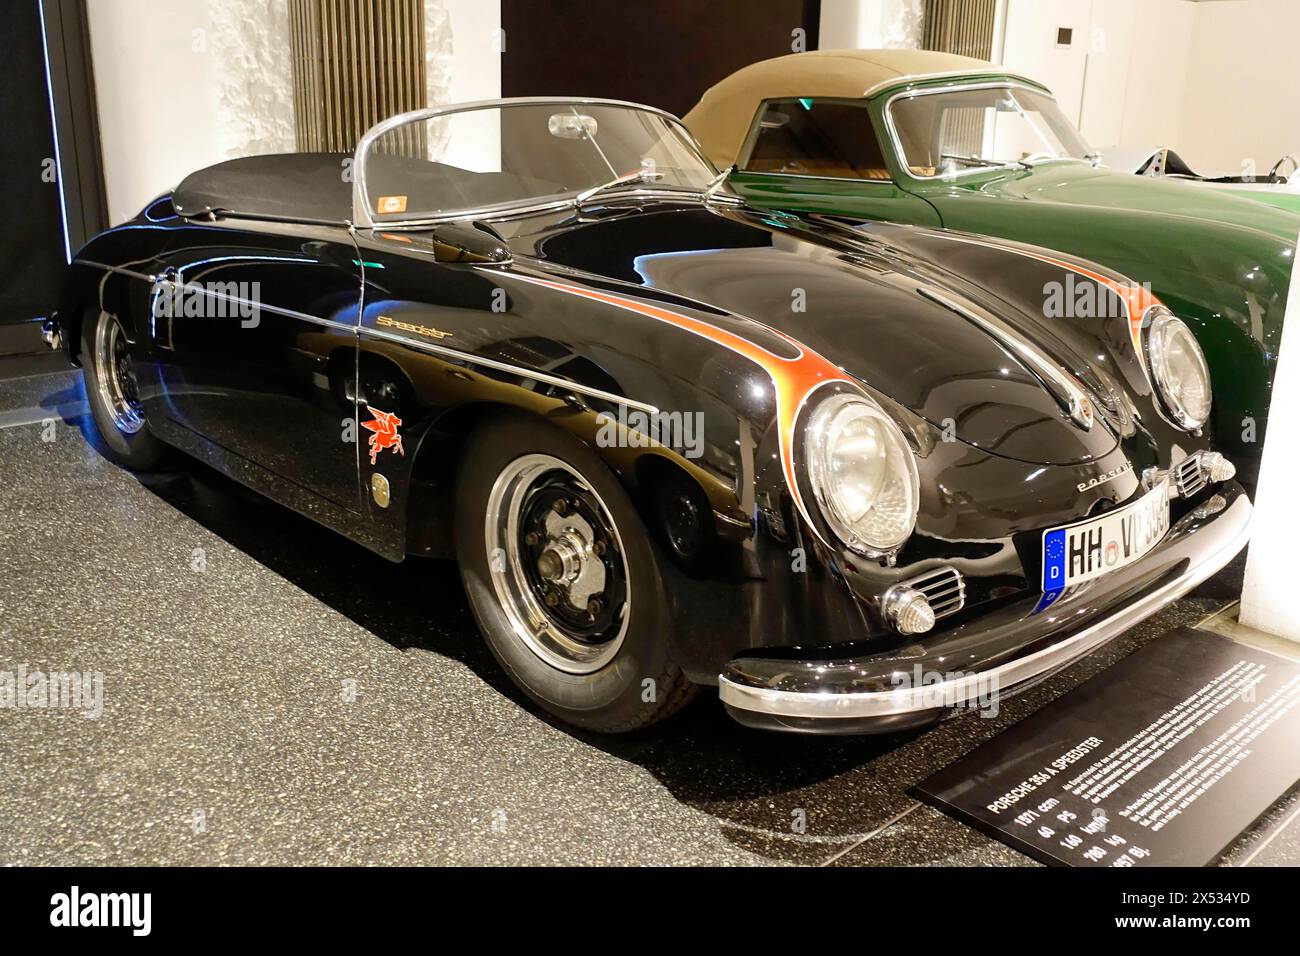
[289,0,428,153]
[922,0,997,61]
[922,0,997,156]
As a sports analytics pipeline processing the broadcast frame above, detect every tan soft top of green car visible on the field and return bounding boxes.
[684,49,1040,169]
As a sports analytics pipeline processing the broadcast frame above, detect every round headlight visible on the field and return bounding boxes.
[1146,308,1211,430]
[804,393,919,555]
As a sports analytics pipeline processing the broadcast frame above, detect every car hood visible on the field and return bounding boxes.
[526,204,1130,466]
[936,163,1300,242]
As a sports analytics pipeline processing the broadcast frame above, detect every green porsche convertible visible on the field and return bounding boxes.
[685,49,1300,486]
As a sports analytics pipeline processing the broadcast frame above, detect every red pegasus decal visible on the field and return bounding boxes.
[360,406,404,466]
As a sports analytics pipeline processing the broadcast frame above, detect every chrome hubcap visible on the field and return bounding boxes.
[485,454,629,674]
[93,313,145,435]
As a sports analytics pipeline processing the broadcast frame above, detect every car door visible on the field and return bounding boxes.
[726,97,942,227]
[148,220,364,510]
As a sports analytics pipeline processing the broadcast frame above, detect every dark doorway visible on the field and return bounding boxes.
[1,1,67,327]
[501,0,821,120]
[1,0,104,352]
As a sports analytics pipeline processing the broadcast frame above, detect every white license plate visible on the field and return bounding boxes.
[1041,481,1171,591]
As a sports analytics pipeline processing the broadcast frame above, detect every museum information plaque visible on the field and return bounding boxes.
[916,628,1300,866]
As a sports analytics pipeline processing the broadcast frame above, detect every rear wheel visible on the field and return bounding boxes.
[81,309,168,469]
[454,412,696,732]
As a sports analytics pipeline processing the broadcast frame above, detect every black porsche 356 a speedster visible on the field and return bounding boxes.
[49,97,1250,734]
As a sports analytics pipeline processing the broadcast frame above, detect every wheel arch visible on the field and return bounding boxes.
[59,265,133,367]
[402,400,738,568]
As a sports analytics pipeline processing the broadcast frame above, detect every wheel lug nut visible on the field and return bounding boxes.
[524,532,540,546]
[545,591,562,608]
[552,499,569,516]
[591,541,606,556]
[587,597,603,615]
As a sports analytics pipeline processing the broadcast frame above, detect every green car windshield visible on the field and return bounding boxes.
[889,86,1093,178]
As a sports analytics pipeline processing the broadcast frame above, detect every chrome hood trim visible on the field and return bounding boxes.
[918,286,1098,431]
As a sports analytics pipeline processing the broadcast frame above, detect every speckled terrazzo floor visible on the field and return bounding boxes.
[0,357,1295,866]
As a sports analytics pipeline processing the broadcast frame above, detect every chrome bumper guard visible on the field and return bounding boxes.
[719,486,1252,730]
[41,316,62,351]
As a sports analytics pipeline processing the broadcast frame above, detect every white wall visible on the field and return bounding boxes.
[1074,0,1133,149]
[819,0,924,50]
[1179,0,1300,175]
[444,0,502,104]
[1111,0,1194,151]
[89,0,503,224]
[998,0,1196,152]
[999,0,1300,172]
[1241,229,1300,643]
[88,0,225,225]
[1000,0,1091,126]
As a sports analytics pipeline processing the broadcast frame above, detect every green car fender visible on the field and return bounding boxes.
[933,196,1287,464]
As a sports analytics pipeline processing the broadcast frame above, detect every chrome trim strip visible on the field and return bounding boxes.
[362,326,661,415]
[186,284,357,333]
[734,169,898,186]
[864,70,1048,100]
[919,286,1096,430]
[352,96,716,229]
[719,494,1252,720]
[76,259,156,284]
[74,258,659,415]
[881,80,1090,184]
[77,259,358,333]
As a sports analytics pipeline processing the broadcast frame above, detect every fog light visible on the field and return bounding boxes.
[1201,452,1236,484]
[882,585,935,636]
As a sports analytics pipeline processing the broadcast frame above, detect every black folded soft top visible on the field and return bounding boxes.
[171,151,570,226]
[172,153,353,224]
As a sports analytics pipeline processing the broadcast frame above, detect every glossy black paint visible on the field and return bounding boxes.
[60,192,1230,685]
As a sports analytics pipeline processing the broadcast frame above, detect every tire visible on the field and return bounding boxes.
[454,410,697,732]
[81,309,169,470]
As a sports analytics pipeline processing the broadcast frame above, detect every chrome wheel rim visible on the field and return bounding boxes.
[485,453,630,674]
[93,313,144,435]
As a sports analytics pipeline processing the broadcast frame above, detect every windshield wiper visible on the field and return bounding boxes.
[703,165,738,202]
[573,170,663,207]
[940,152,1029,171]
[572,165,740,210]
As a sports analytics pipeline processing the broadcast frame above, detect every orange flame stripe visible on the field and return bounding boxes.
[506,274,855,535]
[939,235,1158,372]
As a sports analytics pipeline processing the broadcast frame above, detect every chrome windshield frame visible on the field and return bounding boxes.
[352,96,723,229]
[882,80,1092,184]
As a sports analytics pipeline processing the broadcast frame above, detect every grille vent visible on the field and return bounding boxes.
[1174,453,1207,499]
[898,566,966,619]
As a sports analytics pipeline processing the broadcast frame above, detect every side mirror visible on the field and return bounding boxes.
[430,221,512,265]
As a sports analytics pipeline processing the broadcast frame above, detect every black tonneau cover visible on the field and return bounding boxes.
[172,153,352,223]
[171,151,569,225]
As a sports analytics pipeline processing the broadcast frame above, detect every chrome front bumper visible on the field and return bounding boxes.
[719,485,1252,734]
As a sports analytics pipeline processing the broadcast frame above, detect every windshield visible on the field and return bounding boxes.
[358,101,720,223]
[888,86,1092,178]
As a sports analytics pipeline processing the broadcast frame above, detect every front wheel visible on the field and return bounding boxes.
[81,309,168,470]
[454,411,697,732]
